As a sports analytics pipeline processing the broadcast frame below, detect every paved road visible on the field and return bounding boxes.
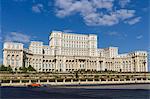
[1,84,150,99]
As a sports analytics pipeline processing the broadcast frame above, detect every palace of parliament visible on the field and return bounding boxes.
[3,31,148,72]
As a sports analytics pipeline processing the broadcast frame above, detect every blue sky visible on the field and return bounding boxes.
[0,0,150,69]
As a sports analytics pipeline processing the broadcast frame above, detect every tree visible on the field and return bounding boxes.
[15,68,18,71]
[22,66,27,72]
[27,65,36,71]
[0,65,13,72]
[0,65,7,71]
[7,65,13,72]
[19,66,27,73]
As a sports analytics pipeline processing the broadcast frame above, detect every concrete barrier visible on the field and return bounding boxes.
[1,79,150,86]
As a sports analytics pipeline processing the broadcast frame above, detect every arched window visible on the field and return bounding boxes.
[16,55,20,66]
[7,55,11,65]
[16,55,19,61]
[7,55,10,60]
[11,55,14,65]
[11,55,14,60]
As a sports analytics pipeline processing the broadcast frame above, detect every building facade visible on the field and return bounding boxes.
[3,31,148,72]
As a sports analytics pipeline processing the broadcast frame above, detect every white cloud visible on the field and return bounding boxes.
[125,17,141,25]
[55,0,114,18]
[32,4,44,13]
[119,0,130,8]
[5,32,30,43]
[106,31,128,40]
[136,35,143,39]
[55,0,139,26]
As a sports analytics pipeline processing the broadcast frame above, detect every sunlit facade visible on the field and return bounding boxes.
[3,31,148,72]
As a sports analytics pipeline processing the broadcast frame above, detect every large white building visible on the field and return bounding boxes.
[3,31,148,72]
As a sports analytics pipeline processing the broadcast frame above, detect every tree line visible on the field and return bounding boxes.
[0,64,36,73]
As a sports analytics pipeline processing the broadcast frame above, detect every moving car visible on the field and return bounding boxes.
[27,83,41,87]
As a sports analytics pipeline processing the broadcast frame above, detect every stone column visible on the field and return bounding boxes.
[85,59,87,71]
[145,58,148,72]
[106,79,108,82]
[10,80,12,84]
[63,79,65,83]
[135,78,138,82]
[38,79,40,83]
[47,79,49,83]
[99,79,101,82]
[77,59,79,70]
[86,79,88,82]
[55,58,58,72]
[112,79,114,82]
[102,59,105,71]
[55,79,57,83]
[96,59,100,71]
[29,80,31,84]
[78,79,80,83]
[124,79,126,82]
[93,79,95,82]
[62,57,66,72]
[130,78,132,81]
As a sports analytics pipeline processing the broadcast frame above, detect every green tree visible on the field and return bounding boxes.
[27,65,36,71]
[22,66,27,72]
[15,68,18,71]
[0,65,7,71]
[0,65,13,72]
[19,66,27,73]
[7,65,13,72]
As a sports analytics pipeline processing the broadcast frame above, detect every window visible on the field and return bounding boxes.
[16,55,19,61]
[7,55,10,65]
[46,64,47,68]
[11,55,14,65]
[16,55,19,66]
[7,55,10,60]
